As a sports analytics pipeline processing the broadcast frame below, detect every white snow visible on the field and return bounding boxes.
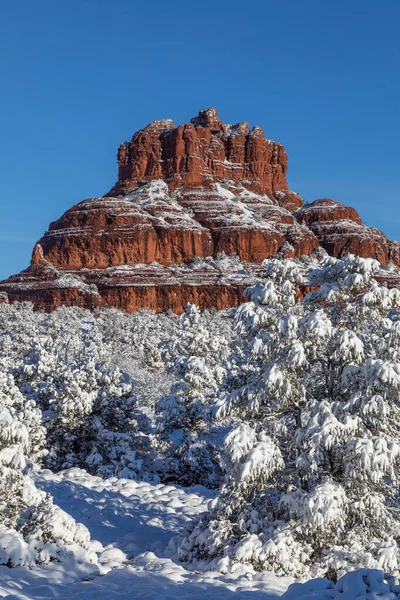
[0,467,292,599]
[282,569,400,599]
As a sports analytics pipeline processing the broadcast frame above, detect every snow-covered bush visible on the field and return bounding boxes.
[156,304,233,486]
[0,465,100,567]
[20,351,154,480]
[179,255,400,579]
[95,307,178,407]
[0,301,236,486]
[0,369,45,468]
[0,321,103,568]
[1,306,177,481]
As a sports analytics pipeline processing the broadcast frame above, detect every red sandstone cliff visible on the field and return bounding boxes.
[296,199,400,265]
[1,109,399,313]
[108,108,293,199]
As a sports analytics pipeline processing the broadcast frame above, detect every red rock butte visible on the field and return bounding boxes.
[1,108,399,312]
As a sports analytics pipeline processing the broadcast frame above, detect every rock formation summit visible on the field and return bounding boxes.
[1,108,399,312]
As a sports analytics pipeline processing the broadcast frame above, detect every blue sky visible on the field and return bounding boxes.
[1,0,399,279]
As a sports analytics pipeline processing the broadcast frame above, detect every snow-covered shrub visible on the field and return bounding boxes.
[0,323,102,568]
[1,306,173,481]
[0,300,235,487]
[95,307,179,404]
[179,255,400,579]
[0,369,46,468]
[156,304,233,486]
[0,464,100,567]
[34,358,154,480]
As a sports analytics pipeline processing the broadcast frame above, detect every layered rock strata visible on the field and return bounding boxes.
[296,199,400,265]
[1,109,399,312]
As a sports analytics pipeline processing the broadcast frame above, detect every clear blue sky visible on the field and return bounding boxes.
[1,0,399,279]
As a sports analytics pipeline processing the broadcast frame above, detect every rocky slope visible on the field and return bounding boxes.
[296,199,400,265]
[1,108,399,312]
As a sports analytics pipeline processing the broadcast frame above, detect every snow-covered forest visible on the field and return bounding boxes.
[2,252,400,598]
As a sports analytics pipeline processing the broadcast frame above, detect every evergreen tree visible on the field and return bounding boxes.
[157,304,232,486]
[179,255,400,579]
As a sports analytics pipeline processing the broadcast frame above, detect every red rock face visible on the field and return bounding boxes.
[0,261,265,313]
[33,175,317,270]
[36,192,214,269]
[296,199,398,265]
[1,110,399,313]
[109,108,293,199]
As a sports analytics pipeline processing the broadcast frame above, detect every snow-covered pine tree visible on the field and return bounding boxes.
[98,307,178,410]
[156,304,232,486]
[41,359,155,480]
[179,255,400,579]
[0,369,46,468]
[0,361,100,568]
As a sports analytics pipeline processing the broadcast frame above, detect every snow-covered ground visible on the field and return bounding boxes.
[0,468,291,600]
[1,474,400,600]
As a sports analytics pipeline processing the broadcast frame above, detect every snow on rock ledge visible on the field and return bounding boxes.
[297,199,400,265]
